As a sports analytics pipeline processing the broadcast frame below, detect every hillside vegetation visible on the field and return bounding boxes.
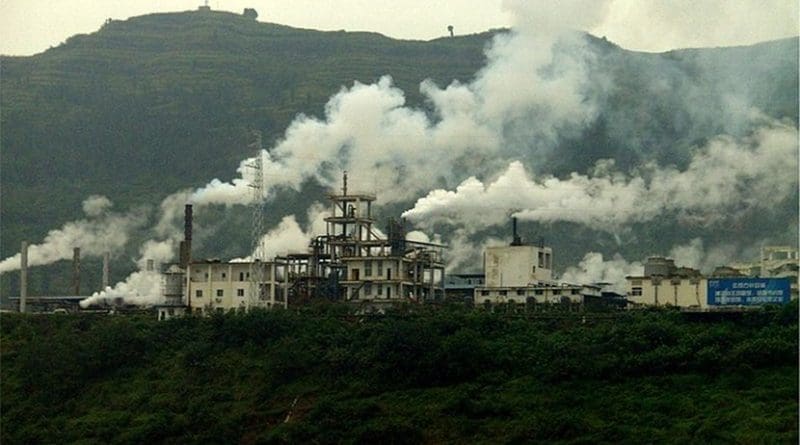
[1,305,797,443]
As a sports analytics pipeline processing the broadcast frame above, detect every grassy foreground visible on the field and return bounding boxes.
[1,303,797,444]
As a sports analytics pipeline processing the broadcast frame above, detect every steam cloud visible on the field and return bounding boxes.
[0,196,147,274]
[403,120,797,233]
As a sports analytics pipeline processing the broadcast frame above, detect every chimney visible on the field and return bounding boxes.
[511,217,523,246]
[182,204,193,267]
[102,252,110,289]
[73,247,81,295]
[20,241,28,313]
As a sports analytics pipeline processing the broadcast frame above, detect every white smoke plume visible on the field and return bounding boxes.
[403,120,798,233]
[0,196,147,274]
[79,270,163,308]
[560,252,643,293]
[187,1,613,207]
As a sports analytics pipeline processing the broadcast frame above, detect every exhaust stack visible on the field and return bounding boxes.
[20,241,28,313]
[510,217,523,246]
[102,252,110,290]
[181,204,193,268]
[72,247,81,295]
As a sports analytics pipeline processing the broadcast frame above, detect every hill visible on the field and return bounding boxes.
[1,10,797,297]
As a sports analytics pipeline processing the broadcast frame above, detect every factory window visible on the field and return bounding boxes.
[499,290,507,296]
[538,252,545,268]
[516,290,525,296]
[377,286,383,296]
[237,289,245,297]
[365,260,373,276]
[376,260,383,276]
[631,280,642,286]
[632,287,643,296]
[572,289,580,295]
[534,290,544,295]
[364,283,372,295]
[216,289,224,297]
[553,290,561,295]
[481,290,490,296]
[351,288,359,299]
[221,272,227,280]
[204,273,209,279]
[239,272,245,281]
[532,266,536,274]
[196,290,203,298]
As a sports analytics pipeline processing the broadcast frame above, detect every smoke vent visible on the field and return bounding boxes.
[20,241,28,313]
[72,247,81,295]
[181,204,193,268]
[102,252,110,290]
[510,217,523,246]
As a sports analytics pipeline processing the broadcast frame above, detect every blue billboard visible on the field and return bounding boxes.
[707,278,792,306]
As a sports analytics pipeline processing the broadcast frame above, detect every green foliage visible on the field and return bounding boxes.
[1,308,797,443]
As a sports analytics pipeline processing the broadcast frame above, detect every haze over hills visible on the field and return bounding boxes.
[1,9,797,298]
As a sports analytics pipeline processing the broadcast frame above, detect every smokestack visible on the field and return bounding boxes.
[511,217,523,246]
[102,252,110,290]
[342,171,348,196]
[182,204,193,267]
[73,247,81,295]
[20,241,27,313]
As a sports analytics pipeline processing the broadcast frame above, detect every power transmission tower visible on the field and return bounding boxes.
[248,131,268,309]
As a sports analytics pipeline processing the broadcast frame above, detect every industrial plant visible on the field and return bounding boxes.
[8,171,797,318]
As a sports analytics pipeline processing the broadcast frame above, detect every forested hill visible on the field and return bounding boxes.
[0,10,491,258]
[1,9,797,296]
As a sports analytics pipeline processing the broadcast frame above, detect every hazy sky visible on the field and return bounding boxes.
[0,0,797,56]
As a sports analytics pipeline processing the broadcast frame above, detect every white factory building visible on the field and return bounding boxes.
[473,219,604,308]
[626,250,798,309]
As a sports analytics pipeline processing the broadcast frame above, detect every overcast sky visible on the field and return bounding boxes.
[1,0,797,56]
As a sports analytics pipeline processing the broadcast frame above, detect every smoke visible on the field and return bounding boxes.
[560,252,643,293]
[186,2,613,208]
[79,270,163,308]
[236,203,330,260]
[0,196,147,274]
[403,120,798,233]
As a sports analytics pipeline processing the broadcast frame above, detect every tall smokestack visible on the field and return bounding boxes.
[72,247,81,295]
[20,241,27,313]
[511,217,522,246]
[182,204,193,267]
[102,252,110,290]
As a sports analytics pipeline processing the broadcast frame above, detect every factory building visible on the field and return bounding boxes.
[626,257,706,308]
[444,273,485,301]
[626,255,795,309]
[483,219,552,287]
[184,260,282,315]
[153,172,446,317]
[473,218,604,309]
